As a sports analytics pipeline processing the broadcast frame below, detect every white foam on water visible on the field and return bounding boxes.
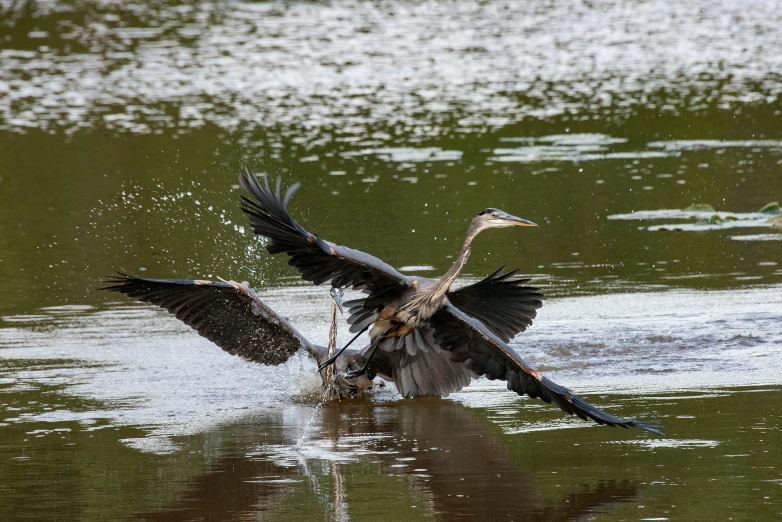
[732,234,782,241]
[489,134,782,164]
[490,133,676,163]
[342,147,462,162]
[608,209,769,221]
[609,438,719,449]
[647,219,773,231]
[503,418,591,435]
[500,134,628,146]
[647,139,782,151]
[399,265,436,272]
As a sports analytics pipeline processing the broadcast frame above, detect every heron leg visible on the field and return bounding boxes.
[344,337,381,378]
[317,325,369,372]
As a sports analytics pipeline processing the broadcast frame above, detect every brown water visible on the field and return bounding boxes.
[1,0,782,520]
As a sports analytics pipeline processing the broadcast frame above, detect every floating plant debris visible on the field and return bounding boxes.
[609,202,782,231]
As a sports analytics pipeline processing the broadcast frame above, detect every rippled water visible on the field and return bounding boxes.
[2,0,782,138]
[2,284,780,444]
[2,0,782,520]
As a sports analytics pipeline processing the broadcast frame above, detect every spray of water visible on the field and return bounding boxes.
[295,391,328,451]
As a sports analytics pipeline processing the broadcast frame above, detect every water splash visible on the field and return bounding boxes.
[295,394,326,451]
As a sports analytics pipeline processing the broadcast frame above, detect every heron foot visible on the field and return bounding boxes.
[315,325,370,373]
[344,364,369,379]
[316,354,339,373]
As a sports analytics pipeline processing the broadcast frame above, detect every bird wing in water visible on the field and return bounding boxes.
[239,169,413,297]
[429,304,663,434]
[366,327,473,398]
[101,274,323,365]
[446,267,544,342]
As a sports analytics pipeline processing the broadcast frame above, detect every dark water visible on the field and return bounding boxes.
[1,0,781,520]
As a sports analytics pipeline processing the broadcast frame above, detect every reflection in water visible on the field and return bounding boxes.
[138,429,294,521]
[2,383,780,520]
[141,401,638,521]
[332,459,348,522]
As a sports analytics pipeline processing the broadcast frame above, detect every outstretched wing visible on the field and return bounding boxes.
[365,328,473,398]
[240,170,544,342]
[345,268,544,339]
[429,304,663,434]
[447,267,543,342]
[101,274,321,365]
[239,169,412,298]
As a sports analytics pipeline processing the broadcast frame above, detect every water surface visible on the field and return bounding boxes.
[1,0,781,519]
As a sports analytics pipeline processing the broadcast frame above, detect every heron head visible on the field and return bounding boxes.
[329,287,344,314]
[475,208,537,229]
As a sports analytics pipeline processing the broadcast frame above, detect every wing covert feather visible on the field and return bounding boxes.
[101,274,318,365]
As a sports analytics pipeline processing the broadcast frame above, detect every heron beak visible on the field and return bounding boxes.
[333,293,344,314]
[503,213,537,227]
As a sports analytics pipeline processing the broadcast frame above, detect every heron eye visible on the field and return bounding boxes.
[491,212,497,217]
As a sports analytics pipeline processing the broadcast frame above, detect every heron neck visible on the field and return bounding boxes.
[328,302,338,358]
[320,301,338,386]
[429,220,482,301]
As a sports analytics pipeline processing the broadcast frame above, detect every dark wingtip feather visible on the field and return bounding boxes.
[283,181,301,206]
[628,420,665,436]
[238,168,412,294]
[448,267,544,341]
[98,272,136,291]
[557,390,665,435]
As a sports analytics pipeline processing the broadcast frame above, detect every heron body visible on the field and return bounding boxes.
[238,170,663,434]
[368,219,495,338]
[332,207,538,378]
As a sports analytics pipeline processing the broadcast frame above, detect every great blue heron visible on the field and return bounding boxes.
[239,170,662,434]
[100,274,474,400]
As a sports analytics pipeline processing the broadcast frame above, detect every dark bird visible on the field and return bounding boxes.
[101,274,370,399]
[238,170,662,434]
